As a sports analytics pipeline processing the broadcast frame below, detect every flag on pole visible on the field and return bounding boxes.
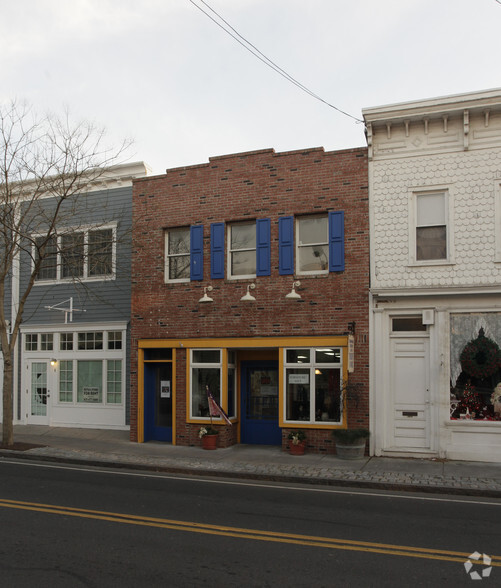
[206,385,232,425]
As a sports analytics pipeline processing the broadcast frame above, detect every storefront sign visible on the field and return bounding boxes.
[289,374,309,385]
[160,381,171,398]
[348,334,355,373]
[82,387,100,402]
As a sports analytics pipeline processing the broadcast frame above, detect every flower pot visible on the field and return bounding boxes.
[494,401,501,415]
[201,434,218,450]
[335,440,366,460]
[289,442,306,456]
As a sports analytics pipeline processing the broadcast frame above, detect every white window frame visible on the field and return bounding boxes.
[296,215,329,276]
[33,223,117,284]
[227,222,256,280]
[189,349,223,420]
[164,227,190,283]
[409,188,454,266]
[283,347,343,425]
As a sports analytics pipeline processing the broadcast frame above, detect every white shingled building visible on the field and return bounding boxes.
[364,88,501,462]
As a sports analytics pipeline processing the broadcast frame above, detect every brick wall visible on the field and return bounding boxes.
[130,146,369,449]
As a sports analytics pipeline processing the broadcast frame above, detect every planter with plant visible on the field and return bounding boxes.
[199,426,219,450]
[287,430,307,455]
[332,428,370,459]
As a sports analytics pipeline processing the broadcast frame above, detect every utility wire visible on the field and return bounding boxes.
[188,0,364,124]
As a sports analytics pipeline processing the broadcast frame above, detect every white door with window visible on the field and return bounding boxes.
[390,337,431,450]
[26,360,52,424]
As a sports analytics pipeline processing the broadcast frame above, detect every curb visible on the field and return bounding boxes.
[2,449,501,499]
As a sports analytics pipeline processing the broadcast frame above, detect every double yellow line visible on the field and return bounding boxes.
[1,497,500,566]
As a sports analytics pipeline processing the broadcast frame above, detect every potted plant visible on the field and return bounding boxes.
[199,426,219,450]
[332,428,370,460]
[287,430,306,455]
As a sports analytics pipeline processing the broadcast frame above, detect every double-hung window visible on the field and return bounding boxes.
[284,347,343,424]
[415,192,448,262]
[280,211,344,276]
[296,216,329,274]
[165,228,190,282]
[229,223,256,278]
[35,236,57,280]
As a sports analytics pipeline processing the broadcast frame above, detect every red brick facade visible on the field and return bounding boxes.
[131,146,369,452]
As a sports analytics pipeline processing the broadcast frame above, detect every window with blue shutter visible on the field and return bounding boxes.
[278,216,294,275]
[210,222,225,279]
[328,210,345,272]
[190,225,204,281]
[256,218,271,276]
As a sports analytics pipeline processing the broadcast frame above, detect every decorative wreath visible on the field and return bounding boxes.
[460,329,501,380]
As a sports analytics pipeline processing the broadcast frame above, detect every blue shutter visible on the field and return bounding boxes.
[278,216,294,275]
[329,211,345,272]
[256,218,271,276]
[190,225,204,281]
[210,222,225,279]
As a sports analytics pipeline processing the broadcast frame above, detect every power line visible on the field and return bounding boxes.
[188,0,364,124]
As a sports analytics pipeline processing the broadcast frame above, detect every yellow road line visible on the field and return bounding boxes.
[1,498,499,565]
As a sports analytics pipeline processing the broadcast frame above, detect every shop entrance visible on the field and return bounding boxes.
[26,360,51,425]
[240,361,281,445]
[144,362,172,442]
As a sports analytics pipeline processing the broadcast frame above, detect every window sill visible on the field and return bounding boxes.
[407,260,455,268]
[35,275,116,285]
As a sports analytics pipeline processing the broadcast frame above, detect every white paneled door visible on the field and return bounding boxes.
[390,337,431,450]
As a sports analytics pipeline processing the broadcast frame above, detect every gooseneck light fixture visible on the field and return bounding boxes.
[199,286,214,303]
[285,280,301,300]
[240,283,256,302]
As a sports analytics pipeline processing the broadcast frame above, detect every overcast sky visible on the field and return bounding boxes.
[2,0,500,174]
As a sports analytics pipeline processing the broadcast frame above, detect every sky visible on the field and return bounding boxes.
[1,0,501,175]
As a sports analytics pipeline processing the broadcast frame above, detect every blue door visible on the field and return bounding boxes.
[144,362,172,442]
[241,362,281,445]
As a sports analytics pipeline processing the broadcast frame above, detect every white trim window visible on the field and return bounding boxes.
[284,347,342,424]
[228,222,256,278]
[164,227,190,282]
[296,215,328,275]
[34,224,116,283]
[412,192,449,263]
[190,349,223,419]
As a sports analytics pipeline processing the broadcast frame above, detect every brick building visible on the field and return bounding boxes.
[130,146,369,452]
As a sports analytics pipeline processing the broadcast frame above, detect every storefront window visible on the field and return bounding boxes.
[284,347,342,424]
[107,360,122,403]
[190,349,222,418]
[59,360,73,402]
[450,314,501,421]
[77,360,103,403]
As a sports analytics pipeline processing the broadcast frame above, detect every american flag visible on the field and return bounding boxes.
[206,386,232,425]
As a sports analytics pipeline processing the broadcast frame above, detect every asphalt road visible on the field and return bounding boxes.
[0,457,500,587]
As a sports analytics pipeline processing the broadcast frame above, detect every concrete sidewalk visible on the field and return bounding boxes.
[2,425,501,497]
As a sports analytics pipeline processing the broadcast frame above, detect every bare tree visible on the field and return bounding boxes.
[0,101,130,446]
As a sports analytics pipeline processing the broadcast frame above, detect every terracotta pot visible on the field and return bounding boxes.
[201,434,218,450]
[289,442,306,455]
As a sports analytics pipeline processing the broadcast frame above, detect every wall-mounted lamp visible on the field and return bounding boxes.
[285,280,301,300]
[348,321,356,335]
[199,286,214,303]
[240,283,256,302]
[50,359,58,367]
